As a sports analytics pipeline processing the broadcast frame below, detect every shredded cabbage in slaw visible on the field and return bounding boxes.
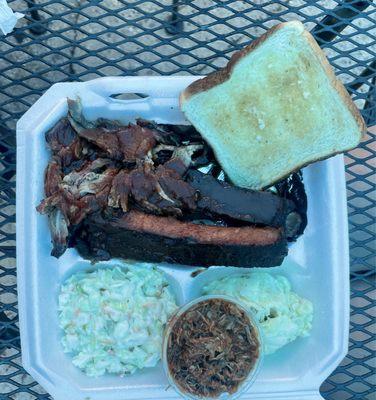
[58,264,177,377]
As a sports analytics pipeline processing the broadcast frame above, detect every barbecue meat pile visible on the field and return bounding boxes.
[37,99,307,267]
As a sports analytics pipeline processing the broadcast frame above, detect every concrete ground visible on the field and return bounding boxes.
[0,0,375,398]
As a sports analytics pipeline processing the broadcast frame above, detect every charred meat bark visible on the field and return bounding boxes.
[187,169,293,227]
[75,211,287,267]
[45,118,82,171]
[275,171,307,240]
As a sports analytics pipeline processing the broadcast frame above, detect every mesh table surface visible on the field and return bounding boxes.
[0,1,375,399]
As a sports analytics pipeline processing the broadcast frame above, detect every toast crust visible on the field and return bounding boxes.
[180,22,283,103]
[302,29,366,135]
[180,20,366,138]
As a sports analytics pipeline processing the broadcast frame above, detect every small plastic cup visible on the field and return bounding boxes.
[162,295,264,400]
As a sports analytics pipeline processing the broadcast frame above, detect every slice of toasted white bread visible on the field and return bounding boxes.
[180,21,366,190]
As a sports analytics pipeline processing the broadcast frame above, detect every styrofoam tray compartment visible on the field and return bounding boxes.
[16,77,350,400]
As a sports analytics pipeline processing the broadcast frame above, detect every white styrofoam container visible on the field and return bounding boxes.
[16,77,350,400]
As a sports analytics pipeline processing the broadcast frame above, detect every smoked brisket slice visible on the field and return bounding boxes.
[74,211,287,267]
